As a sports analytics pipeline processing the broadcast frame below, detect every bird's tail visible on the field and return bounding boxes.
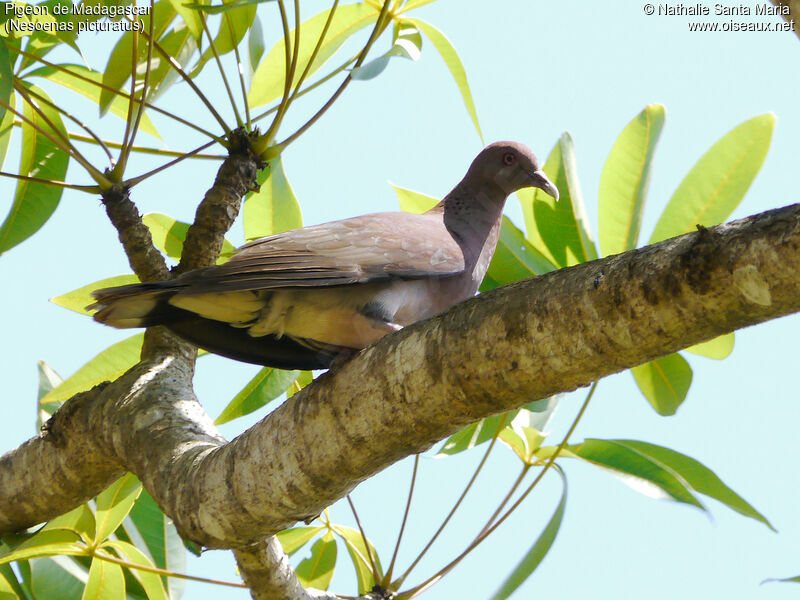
[89,281,180,329]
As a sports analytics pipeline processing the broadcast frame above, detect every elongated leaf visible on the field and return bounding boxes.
[0,39,12,126]
[0,564,21,599]
[490,467,567,600]
[243,158,302,241]
[82,556,124,600]
[248,14,265,75]
[286,370,313,398]
[499,410,548,464]
[216,367,299,424]
[519,132,596,267]
[99,1,177,115]
[26,65,160,138]
[102,541,167,600]
[0,530,86,565]
[143,213,235,262]
[437,412,512,456]
[684,333,734,360]
[144,25,198,103]
[43,504,96,544]
[400,0,438,10]
[276,526,324,556]
[649,113,775,243]
[37,360,64,428]
[391,183,437,213]
[167,0,203,40]
[331,525,382,595]
[632,353,692,416]
[570,438,705,509]
[248,3,378,108]
[39,334,144,406]
[482,217,557,292]
[0,90,14,171]
[190,0,256,77]
[405,18,481,141]
[295,531,336,591]
[95,474,143,543]
[0,85,69,255]
[763,575,800,584]
[28,555,86,600]
[598,104,665,256]
[185,0,273,14]
[125,489,186,600]
[612,439,773,530]
[351,19,421,80]
[52,275,140,316]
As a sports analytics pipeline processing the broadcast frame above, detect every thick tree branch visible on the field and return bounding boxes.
[1,203,799,552]
[177,129,262,273]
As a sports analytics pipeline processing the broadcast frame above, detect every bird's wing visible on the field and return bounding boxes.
[174,211,465,293]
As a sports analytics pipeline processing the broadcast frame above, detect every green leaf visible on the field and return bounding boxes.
[247,14,265,75]
[612,440,774,530]
[95,474,143,543]
[437,412,513,456]
[39,334,145,406]
[184,0,273,14]
[390,183,438,214]
[481,217,557,292]
[51,275,140,316]
[0,39,12,126]
[0,85,69,255]
[167,0,203,41]
[490,467,567,600]
[28,556,86,600]
[598,104,665,256]
[0,90,14,171]
[82,556,124,600]
[632,353,692,416]
[684,332,735,360]
[649,113,775,244]
[499,410,548,464]
[405,18,482,141]
[569,438,706,510]
[350,19,421,80]
[99,1,177,115]
[400,0,439,10]
[763,575,800,584]
[189,0,256,78]
[143,213,235,263]
[101,541,167,600]
[0,530,86,565]
[37,360,64,428]
[43,504,96,544]
[519,132,596,268]
[243,158,302,241]
[26,65,160,138]
[0,564,21,599]
[276,526,324,556]
[248,3,379,108]
[286,370,313,398]
[125,489,186,599]
[331,525,382,595]
[143,25,198,103]
[215,367,300,424]
[295,531,336,591]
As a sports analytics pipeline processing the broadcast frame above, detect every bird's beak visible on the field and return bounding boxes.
[530,170,559,201]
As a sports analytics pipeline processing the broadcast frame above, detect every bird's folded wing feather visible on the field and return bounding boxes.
[174,211,465,293]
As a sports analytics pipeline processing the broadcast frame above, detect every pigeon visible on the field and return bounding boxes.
[91,141,558,369]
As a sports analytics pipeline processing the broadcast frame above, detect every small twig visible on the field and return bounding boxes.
[201,12,243,127]
[0,170,100,192]
[384,454,419,584]
[124,139,219,187]
[288,0,339,101]
[93,550,248,588]
[227,16,251,129]
[126,14,231,136]
[393,414,511,589]
[16,47,224,143]
[67,132,225,159]
[17,85,114,165]
[347,494,379,582]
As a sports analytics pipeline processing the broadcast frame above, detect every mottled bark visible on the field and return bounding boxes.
[177,129,263,273]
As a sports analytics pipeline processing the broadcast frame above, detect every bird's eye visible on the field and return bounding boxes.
[503,153,515,166]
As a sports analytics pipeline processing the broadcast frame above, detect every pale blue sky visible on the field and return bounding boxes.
[1,2,799,599]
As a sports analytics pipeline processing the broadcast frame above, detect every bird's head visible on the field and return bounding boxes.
[466,141,559,200]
